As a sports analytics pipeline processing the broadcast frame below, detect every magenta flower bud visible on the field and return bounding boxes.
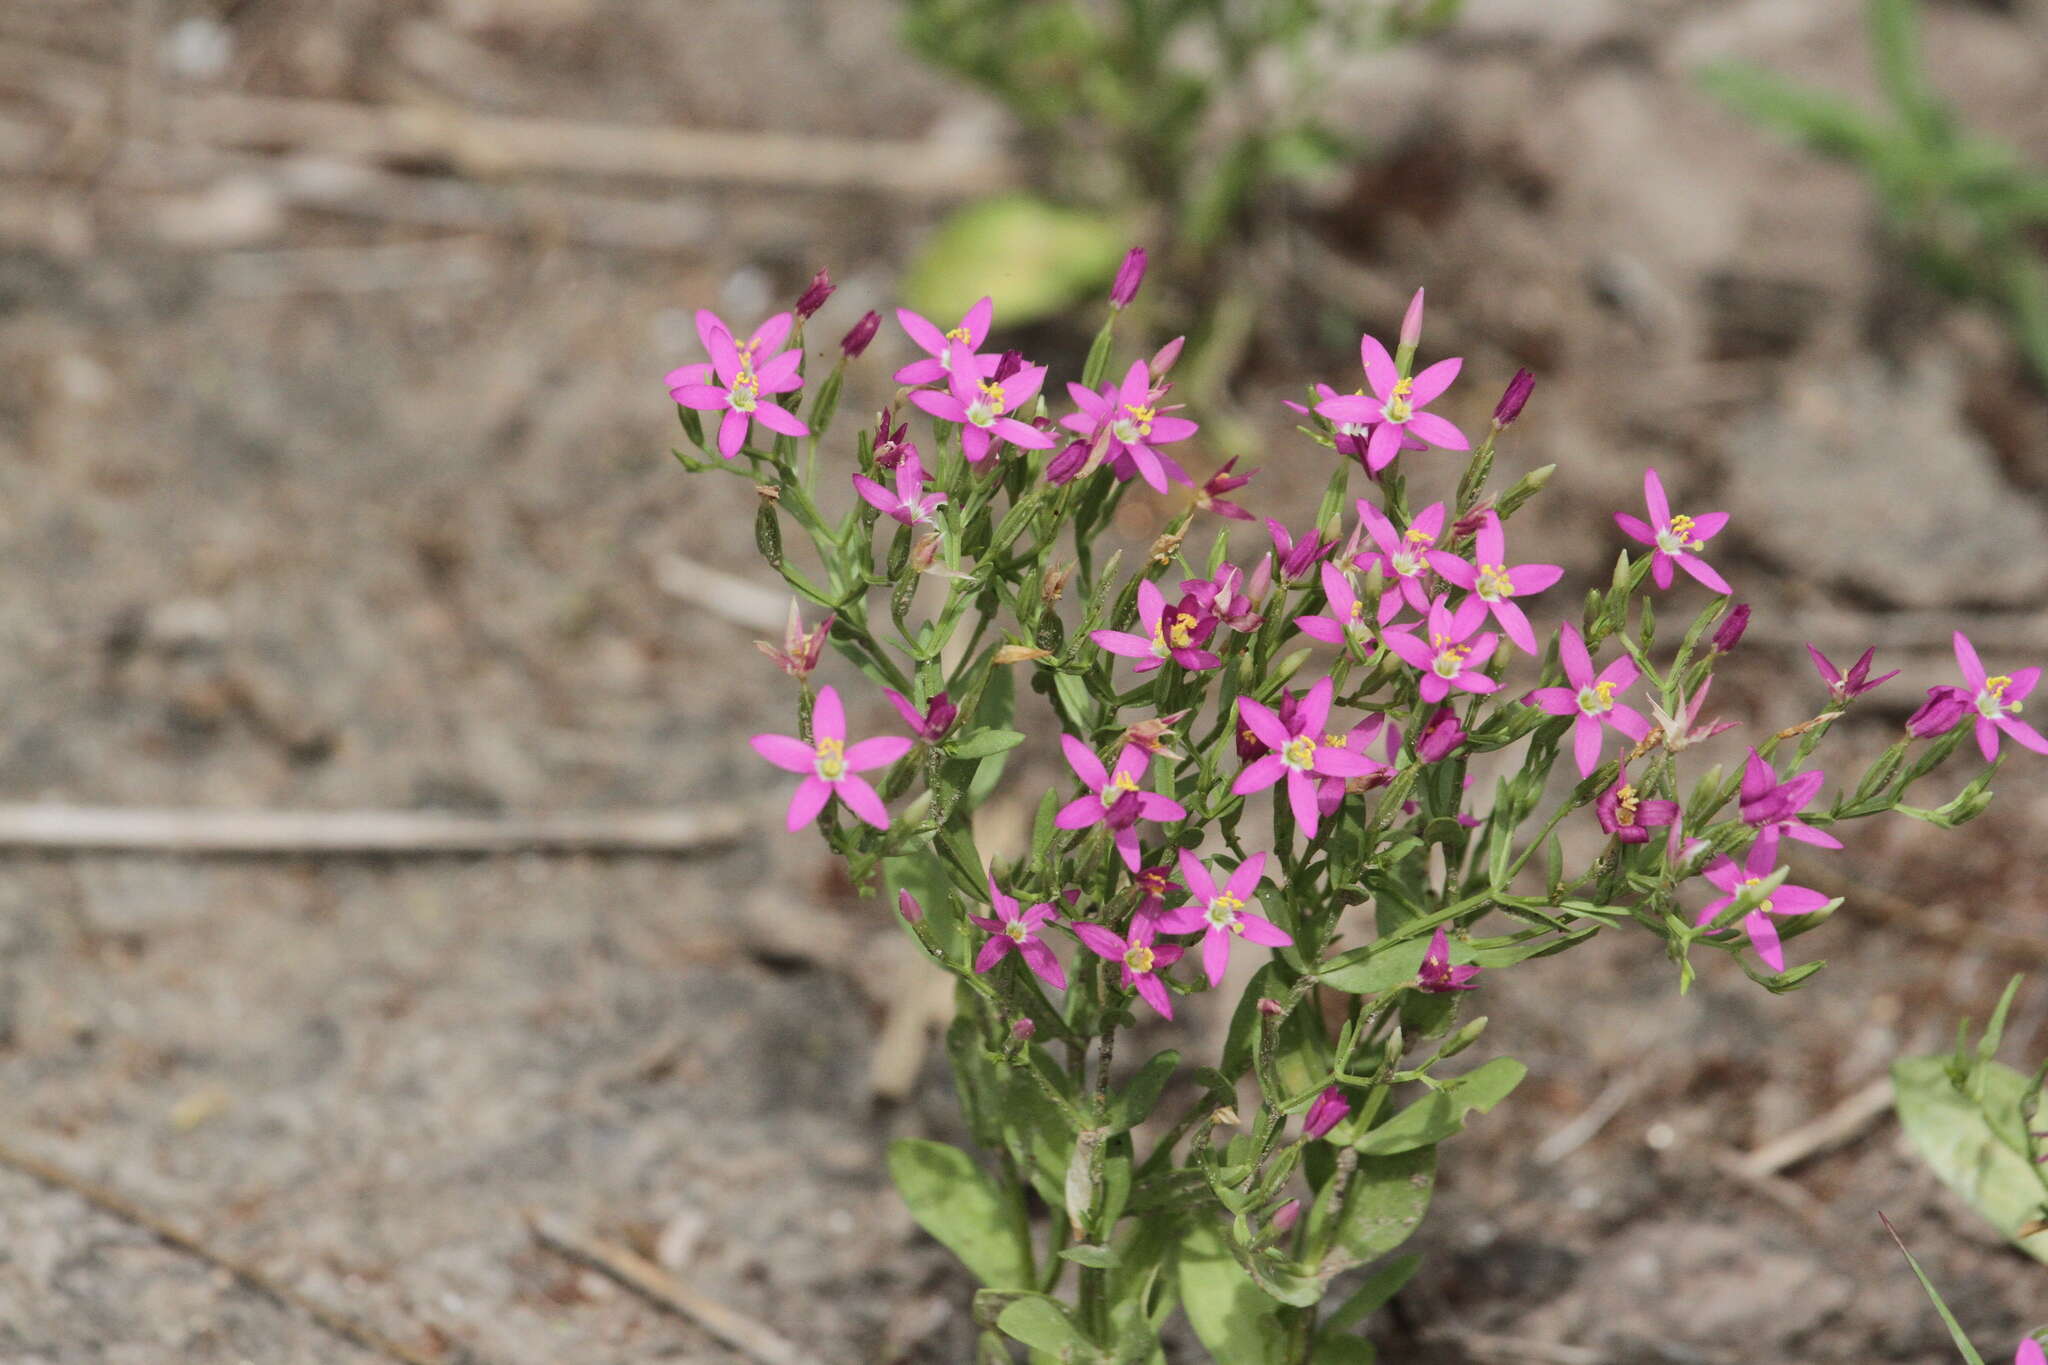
[1302,1086,1351,1140]
[793,270,835,320]
[1493,368,1536,428]
[1256,996,1285,1017]
[1045,440,1090,485]
[1011,1017,1036,1041]
[1711,603,1751,655]
[1398,287,1425,354]
[840,308,881,358]
[1269,1199,1302,1235]
[898,890,923,923]
[1416,706,1465,762]
[1150,335,1185,376]
[1417,926,1481,993]
[991,349,1025,384]
[1110,246,1147,309]
[1908,685,1972,739]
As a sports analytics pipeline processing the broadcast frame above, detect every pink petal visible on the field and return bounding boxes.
[1493,600,1539,654]
[1287,770,1321,836]
[1614,513,1655,545]
[1359,333,1397,398]
[1642,469,1670,526]
[754,402,809,438]
[1061,733,1108,789]
[897,308,949,357]
[1744,910,1785,972]
[1296,676,1334,737]
[961,296,994,347]
[672,384,731,411]
[1176,849,1219,904]
[1233,754,1287,794]
[750,313,793,354]
[1054,796,1103,829]
[1507,564,1564,595]
[693,309,728,357]
[1526,687,1578,716]
[1093,630,1158,659]
[1134,972,1174,1020]
[1953,631,1987,690]
[974,935,1014,974]
[786,776,832,830]
[717,408,750,458]
[1071,922,1126,960]
[1677,553,1731,595]
[1366,421,1405,472]
[812,685,846,742]
[1559,624,1592,688]
[1405,411,1468,451]
[1019,938,1067,990]
[1978,716,2003,763]
[1999,716,2048,755]
[1226,853,1268,903]
[835,775,890,829]
[1238,699,1292,753]
[1573,715,1604,777]
[751,733,816,773]
[1410,356,1462,407]
[845,735,913,770]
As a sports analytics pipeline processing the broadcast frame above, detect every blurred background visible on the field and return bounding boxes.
[1,0,2045,1360]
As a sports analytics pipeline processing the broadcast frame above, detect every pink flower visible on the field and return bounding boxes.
[1194,456,1257,521]
[666,310,810,458]
[1092,579,1221,673]
[1907,684,1972,739]
[1302,1086,1351,1139]
[1614,469,1730,593]
[1738,748,1842,865]
[1266,518,1338,583]
[1382,595,1501,704]
[1313,326,1469,472]
[1415,706,1464,762]
[1951,631,2048,762]
[1182,564,1262,633]
[1695,843,1832,972]
[1295,562,1397,658]
[882,689,958,743]
[1072,920,1184,1019]
[750,685,912,830]
[1427,510,1563,653]
[969,873,1066,991]
[894,297,997,386]
[1526,623,1651,777]
[754,601,833,680]
[1061,358,1199,494]
[870,409,918,471]
[1314,715,1397,815]
[1417,927,1481,993]
[1805,643,1897,702]
[2016,1340,2045,1365]
[1054,737,1187,871]
[1232,676,1384,838]
[911,354,1055,464]
[1355,499,1448,613]
[1128,863,1184,935]
[852,453,947,528]
[1596,779,1679,845]
[1153,851,1291,987]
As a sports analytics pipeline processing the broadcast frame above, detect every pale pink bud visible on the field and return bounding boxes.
[1256,997,1285,1017]
[897,890,923,923]
[1150,335,1185,376]
[1269,1199,1302,1234]
[1399,288,1425,353]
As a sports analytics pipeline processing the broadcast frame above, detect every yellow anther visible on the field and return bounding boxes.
[1123,944,1157,973]
[1214,893,1244,913]
[1169,612,1197,648]
[945,326,971,343]
[1478,563,1513,596]
[1283,736,1317,767]
[814,737,846,780]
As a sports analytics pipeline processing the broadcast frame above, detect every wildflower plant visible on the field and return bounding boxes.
[665,270,2028,1361]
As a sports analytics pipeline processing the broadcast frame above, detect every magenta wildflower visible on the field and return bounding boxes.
[882,688,958,743]
[1596,779,1679,845]
[1195,456,1257,521]
[1183,563,1262,633]
[1951,632,2048,761]
[1062,358,1199,494]
[911,355,1055,464]
[1427,509,1563,653]
[1110,246,1147,309]
[1526,623,1651,777]
[1153,851,1291,987]
[1739,748,1842,864]
[1806,644,1898,703]
[969,873,1066,991]
[1302,1086,1351,1140]
[853,454,947,528]
[1382,596,1501,704]
[1054,737,1187,871]
[750,685,912,831]
[1416,705,1464,762]
[1614,469,1730,593]
[1493,368,1536,428]
[1695,843,1832,972]
[1072,919,1184,1020]
[1129,863,1184,935]
[1290,383,1428,472]
[1908,684,1972,739]
[894,297,996,386]
[1711,603,1752,655]
[870,409,917,471]
[1314,715,1397,815]
[1296,562,1398,658]
[666,310,810,458]
[1417,927,1481,993]
[755,601,834,680]
[1092,579,1221,673]
[1266,518,1339,583]
[1356,500,1448,612]
[793,270,835,319]
[840,309,881,358]
[1233,676,1384,838]
[1313,330,1469,473]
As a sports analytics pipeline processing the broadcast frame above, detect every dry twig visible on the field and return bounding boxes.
[1732,1075,1895,1180]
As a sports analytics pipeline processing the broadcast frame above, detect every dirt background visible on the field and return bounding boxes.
[1,0,2045,1360]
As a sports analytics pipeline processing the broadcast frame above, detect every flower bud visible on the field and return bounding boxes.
[793,270,834,319]
[1110,246,1147,309]
[1492,368,1536,428]
[1908,685,1971,739]
[1256,996,1285,1017]
[1150,335,1185,376]
[1711,603,1751,655]
[1010,1017,1036,1041]
[992,349,1025,384]
[1398,287,1426,355]
[840,308,881,358]
[897,890,923,923]
[1269,1199,1302,1235]
[1302,1086,1351,1140]
[1416,706,1465,762]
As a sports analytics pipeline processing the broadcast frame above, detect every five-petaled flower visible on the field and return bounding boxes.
[911,352,1055,464]
[853,452,947,528]
[1233,676,1385,838]
[1383,595,1502,704]
[755,601,833,680]
[750,685,912,830]
[1806,644,1898,704]
[1055,736,1188,870]
[1356,499,1448,613]
[1427,510,1563,654]
[1695,843,1832,972]
[895,298,997,386]
[1153,851,1291,987]
[1062,359,1200,494]
[1614,469,1730,593]
[968,873,1066,991]
[1093,580,1221,673]
[667,310,811,458]
[1526,623,1651,777]
[1951,631,2048,761]
[1738,748,1842,865]
[1417,926,1481,993]
[1313,322,1469,472]
[882,688,958,743]
[1072,920,1184,1020]
[1302,1086,1351,1140]
[1296,562,1396,658]
[1596,778,1679,845]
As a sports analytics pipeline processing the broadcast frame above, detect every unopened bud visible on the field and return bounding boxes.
[1439,1015,1488,1059]
[992,349,1025,384]
[1256,996,1285,1017]
[793,269,834,319]
[839,308,880,358]
[1150,335,1185,376]
[1046,439,1090,485]
[1492,368,1535,428]
[1907,685,1971,739]
[1110,246,1148,309]
[1398,287,1426,355]
[897,890,923,923]
[1269,1199,1302,1235]
[1011,1017,1036,1041]
[1711,603,1750,655]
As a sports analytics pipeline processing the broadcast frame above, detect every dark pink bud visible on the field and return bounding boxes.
[1908,685,1971,739]
[840,308,881,358]
[1302,1086,1351,1140]
[923,692,959,739]
[1416,706,1465,762]
[1011,1017,1036,1041]
[1452,502,1494,540]
[1110,247,1148,309]
[991,349,1025,384]
[1046,440,1090,485]
[1492,368,1536,428]
[1269,1199,1302,1234]
[898,890,923,923]
[1711,603,1750,655]
[793,270,835,320]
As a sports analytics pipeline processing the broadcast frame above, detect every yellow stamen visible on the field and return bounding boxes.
[1478,563,1513,597]
[1123,944,1156,973]
[814,736,846,780]
[1283,736,1317,767]
[1169,612,1197,648]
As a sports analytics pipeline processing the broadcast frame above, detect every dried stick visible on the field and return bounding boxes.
[0,805,749,856]
[527,1211,810,1365]
[1733,1075,1896,1179]
[0,1135,470,1365]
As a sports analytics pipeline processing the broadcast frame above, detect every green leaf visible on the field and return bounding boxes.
[1111,1050,1180,1134]
[1176,1221,1292,1365]
[1878,1213,1987,1365]
[1316,937,1428,995]
[888,1138,1035,1288]
[1310,1338,1376,1365]
[1323,1253,1422,1335]
[951,728,1028,760]
[995,1293,1090,1354]
[1332,1148,1436,1264]
[1891,1056,2048,1264]
[902,194,1129,328]
[1352,1058,1526,1156]
[1058,1243,1120,1269]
